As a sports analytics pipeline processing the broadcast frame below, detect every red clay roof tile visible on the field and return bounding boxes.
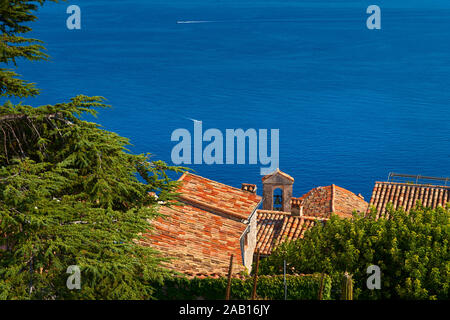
[256,210,323,256]
[178,173,261,220]
[369,181,450,218]
[295,185,368,219]
[143,173,261,276]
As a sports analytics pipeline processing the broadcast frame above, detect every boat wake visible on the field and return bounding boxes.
[176,20,216,24]
[176,18,348,25]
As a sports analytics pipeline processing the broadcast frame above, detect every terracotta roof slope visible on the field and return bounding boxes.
[300,186,333,218]
[369,181,450,218]
[178,172,261,220]
[297,185,368,219]
[256,210,323,256]
[333,185,368,218]
[142,204,248,275]
[143,173,262,277]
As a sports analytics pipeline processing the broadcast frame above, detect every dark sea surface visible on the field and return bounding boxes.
[11,0,450,200]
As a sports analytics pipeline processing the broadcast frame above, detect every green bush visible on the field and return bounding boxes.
[153,274,331,300]
[258,204,450,300]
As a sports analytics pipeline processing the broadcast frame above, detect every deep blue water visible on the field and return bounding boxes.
[7,0,450,200]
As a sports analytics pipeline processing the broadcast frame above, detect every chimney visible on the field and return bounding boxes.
[291,197,303,216]
[241,183,257,193]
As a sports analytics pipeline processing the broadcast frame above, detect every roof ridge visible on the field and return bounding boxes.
[294,185,331,200]
[180,172,261,195]
[331,184,336,213]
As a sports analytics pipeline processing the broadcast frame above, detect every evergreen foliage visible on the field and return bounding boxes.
[0,0,186,299]
[0,0,57,98]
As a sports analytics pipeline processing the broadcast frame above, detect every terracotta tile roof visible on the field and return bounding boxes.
[256,210,322,256]
[142,204,248,275]
[142,173,261,276]
[300,186,333,218]
[178,173,261,220]
[333,185,368,218]
[369,181,450,218]
[298,185,368,219]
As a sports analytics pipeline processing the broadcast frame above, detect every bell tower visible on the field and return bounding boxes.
[262,169,294,213]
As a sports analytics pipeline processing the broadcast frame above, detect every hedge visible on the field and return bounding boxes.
[153,274,331,300]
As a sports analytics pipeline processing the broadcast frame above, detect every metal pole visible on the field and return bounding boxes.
[318,273,325,300]
[283,259,287,300]
[225,254,234,300]
[251,250,260,300]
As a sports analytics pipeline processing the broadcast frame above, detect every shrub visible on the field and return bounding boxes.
[258,204,449,300]
[153,274,331,300]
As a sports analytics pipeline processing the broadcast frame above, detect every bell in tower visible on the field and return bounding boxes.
[262,169,294,213]
[273,189,283,211]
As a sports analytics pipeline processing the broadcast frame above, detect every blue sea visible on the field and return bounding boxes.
[10,0,450,200]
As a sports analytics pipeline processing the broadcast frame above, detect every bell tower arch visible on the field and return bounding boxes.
[262,169,294,212]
